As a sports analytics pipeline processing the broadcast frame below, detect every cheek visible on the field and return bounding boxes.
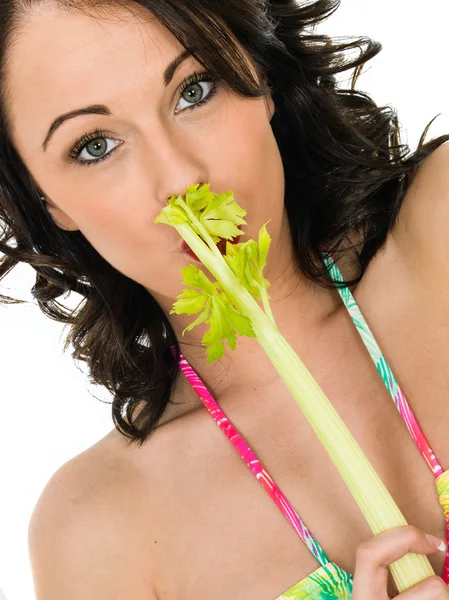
[67,196,180,291]
[215,102,285,238]
[225,106,287,278]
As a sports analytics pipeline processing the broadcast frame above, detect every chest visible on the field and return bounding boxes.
[148,318,449,600]
[130,225,449,598]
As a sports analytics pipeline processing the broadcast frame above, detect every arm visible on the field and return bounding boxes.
[28,458,159,600]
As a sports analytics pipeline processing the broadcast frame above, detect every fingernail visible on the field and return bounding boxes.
[425,534,446,552]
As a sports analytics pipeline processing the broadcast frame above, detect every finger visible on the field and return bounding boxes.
[395,575,449,598]
[352,526,446,599]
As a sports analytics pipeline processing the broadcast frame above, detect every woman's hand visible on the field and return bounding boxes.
[352,525,448,599]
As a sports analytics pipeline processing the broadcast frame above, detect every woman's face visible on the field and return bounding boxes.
[7,3,285,311]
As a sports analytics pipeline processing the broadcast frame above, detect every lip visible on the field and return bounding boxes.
[181,241,201,261]
[181,235,243,261]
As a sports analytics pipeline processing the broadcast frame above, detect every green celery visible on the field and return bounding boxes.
[154,183,435,593]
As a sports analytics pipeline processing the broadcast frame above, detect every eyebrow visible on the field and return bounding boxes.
[42,48,192,152]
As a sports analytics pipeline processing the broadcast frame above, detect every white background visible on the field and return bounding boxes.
[0,1,448,598]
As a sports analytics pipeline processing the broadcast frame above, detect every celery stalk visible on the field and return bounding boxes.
[154,184,435,592]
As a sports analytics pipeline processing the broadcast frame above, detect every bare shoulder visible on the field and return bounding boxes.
[406,139,449,192]
[395,141,449,271]
[28,431,162,599]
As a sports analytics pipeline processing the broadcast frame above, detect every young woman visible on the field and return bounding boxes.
[1,0,448,598]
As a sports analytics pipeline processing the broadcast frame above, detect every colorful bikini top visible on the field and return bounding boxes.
[176,252,449,599]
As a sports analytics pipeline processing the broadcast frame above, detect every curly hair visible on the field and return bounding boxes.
[0,0,448,447]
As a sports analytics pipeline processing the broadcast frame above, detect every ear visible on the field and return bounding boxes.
[44,199,79,232]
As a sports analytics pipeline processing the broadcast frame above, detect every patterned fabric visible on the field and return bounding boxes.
[321,249,449,584]
[437,470,449,523]
[175,250,449,598]
[277,564,353,599]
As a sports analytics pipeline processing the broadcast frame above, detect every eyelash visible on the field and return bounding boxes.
[68,71,220,167]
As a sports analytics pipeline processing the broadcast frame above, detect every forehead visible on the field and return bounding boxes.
[7,4,185,155]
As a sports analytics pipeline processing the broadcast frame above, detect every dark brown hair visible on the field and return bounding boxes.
[0,0,448,447]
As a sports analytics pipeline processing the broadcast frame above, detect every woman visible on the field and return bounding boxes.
[1,0,448,598]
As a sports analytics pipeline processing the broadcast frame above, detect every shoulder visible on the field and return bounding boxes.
[395,141,449,269]
[28,435,161,599]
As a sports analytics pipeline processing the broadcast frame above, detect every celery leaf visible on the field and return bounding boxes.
[224,221,272,301]
[155,184,248,246]
[170,264,255,362]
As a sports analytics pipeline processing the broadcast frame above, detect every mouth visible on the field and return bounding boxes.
[181,235,243,261]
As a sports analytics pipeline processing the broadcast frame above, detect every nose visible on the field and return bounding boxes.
[147,123,209,208]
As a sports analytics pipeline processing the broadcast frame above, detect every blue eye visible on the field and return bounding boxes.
[68,71,220,168]
[68,134,122,166]
[175,71,219,114]
[70,137,120,163]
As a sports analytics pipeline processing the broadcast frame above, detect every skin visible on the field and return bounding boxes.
[9,3,449,599]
